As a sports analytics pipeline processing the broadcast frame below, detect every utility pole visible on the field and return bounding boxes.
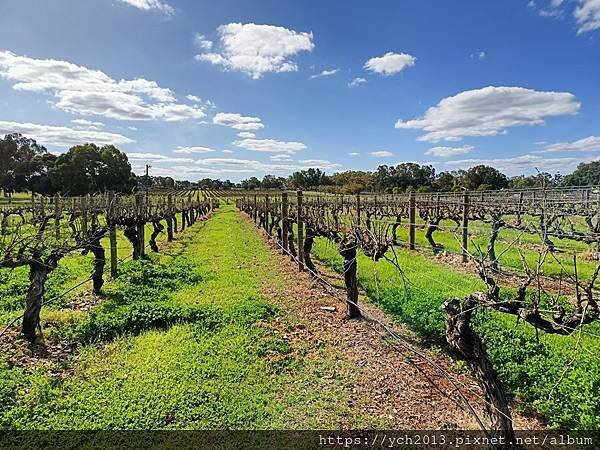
[145,164,152,203]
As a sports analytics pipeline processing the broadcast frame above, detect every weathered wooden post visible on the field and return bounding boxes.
[253,194,258,224]
[462,191,470,263]
[264,193,270,234]
[356,193,361,226]
[81,195,88,236]
[340,241,360,319]
[108,191,118,278]
[281,192,289,252]
[297,190,304,271]
[166,193,174,242]
[135,193,145,257]
[409,191,416,250]
[54,194,61,240]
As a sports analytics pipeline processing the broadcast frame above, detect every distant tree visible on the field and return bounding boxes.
[0,133,56,197]
[240,176,261,190]
[373,163,435,192]
[261,174,286,189]
[461,165,508,191]
[288,168,329,190]
[330,171,373,193]
[49,143,135,195]
[510,172,562,189]
[563,161,600,186]
[434,171,460,191]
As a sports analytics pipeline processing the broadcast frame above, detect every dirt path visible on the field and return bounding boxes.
[242,212,542,430]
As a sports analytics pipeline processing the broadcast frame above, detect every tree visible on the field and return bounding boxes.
[0,133,55,197]
[261,174,286,189]
[461,165,508,191]
[240,176,261,190]
[563,160,600,186]
[330,171,374,194]
[288,168,329,189]
[49,144,136,195]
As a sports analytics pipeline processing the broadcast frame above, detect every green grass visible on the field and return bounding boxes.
[311,237,600,429]
[0,206,371,430]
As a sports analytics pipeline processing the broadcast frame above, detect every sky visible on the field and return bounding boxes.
[0,0,599,181]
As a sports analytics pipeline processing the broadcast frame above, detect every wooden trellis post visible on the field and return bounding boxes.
[282,192,289,252]
[264,194,270,233]
[297,190,304,271]
[136,193,145,257]
[356,193,361,226]
[108,191,118,278]
[81,195,88,236]
[409,191,416,250]
[253,194,258,224]
[54,194,61,240]
[462,192,470,263]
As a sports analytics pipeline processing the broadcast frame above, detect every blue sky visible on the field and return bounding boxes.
[0,0,599,181]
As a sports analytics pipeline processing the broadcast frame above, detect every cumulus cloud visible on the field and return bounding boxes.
[234,138,306,154]
[444,153,595,176]
[119,0,174,15]
[575,0,600,33]
[364,52,416,76]
[237,131,256,138]
[370,150,394,157]
[0,50,206,121]
[193,34,213,51]
[213,112,264,131]
[348,77,367,87]
[186,94,200,102]
[174,146,217,154]
[127,152,193,163]
[395,86,580,142]
[425,145,474,157]
[537,136,600,153]
[309,68,339,79]
[195,23,314,79]
[71,119,105,128]
[0,120,133,147]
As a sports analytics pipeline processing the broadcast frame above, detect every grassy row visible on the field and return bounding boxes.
[0,206,370,429]
[310,237,600,429]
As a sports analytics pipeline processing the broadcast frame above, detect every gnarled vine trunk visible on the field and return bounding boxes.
[339,241,360,319]
[150,221,164,252]
[124,224,141,260]
[303,225,317,275]
[443,297,515,445]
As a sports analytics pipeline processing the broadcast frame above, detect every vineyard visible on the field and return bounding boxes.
[1,186,599,438]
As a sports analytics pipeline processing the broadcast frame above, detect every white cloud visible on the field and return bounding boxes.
[309,68,339,79]
[127,152,193,163]
[348,152,360,156]
[186,94,200,102]
[370,150,394,157]
[538,136,600,153]
[234,138,306,154]
[195,23,314,79]
[237,131,256,138]
[395,86,580,142]
[425,145,474,157]
[270,154,292,161]
[213,112,264,131]
[444,153,595,176]
[575,0,600,33]
[71,118,104,127]
[222,149,234,154]
[127,126,138,131]
[119,0,174,15]
[348,77,367,87]
[470,50,486,60]
[0,120,134,147]
[364,52,416,76]
[0,50,206,121]
[193,34,213,51]
[174,146,217,154]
